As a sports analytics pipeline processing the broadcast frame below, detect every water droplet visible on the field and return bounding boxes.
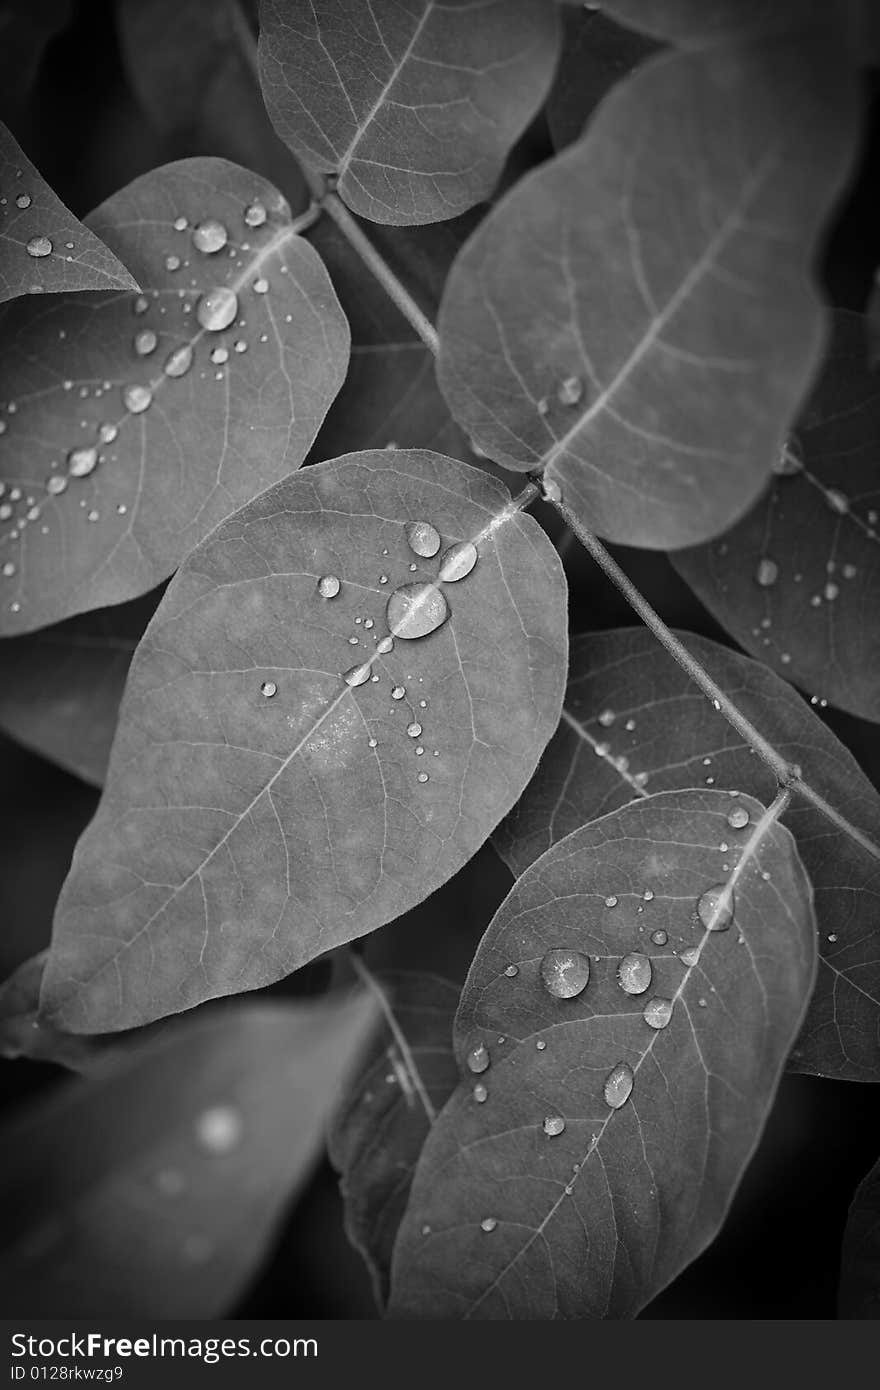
[480,1217,497,1233]
[539,948,590,1000]
[823,581,839,601]
[597,708,615,727]
[15,192,31,209]
[2,560,16,577]
[261,680,277,698]
[438,541,477,583]
[386,582,449,640]
[68,445,98,478]
[535,1038,546,1051]
[755,557,778,588]
[826,488,849,516]
[344,661,372,688]
[604,895,618,908]
[390,685,405,701]
[643,997,673,1030]
[650,929,668,946]
[133,295,149,315]
[46,474,67,496]
[405,519,441,558]
[165,254,181,272]
[317,574,340,598]
[195,1104,242,1155]
[543,1115,566,1137]
[404,723,422,741]
[253,276,269,294]
[417,771,429,783]
[197,286,238,331]
[26,235,52,258]
[603,1062,634,1109]
[234,339,247,353]
[773,434,804,475]
[123,383,152,414]
[680,946,700,967]
[466,1041,490,1074]
[697,884,734,932]
[192,219,228,253]
[473,1082,488,1103]
[503,964,519,978]
[617,952,652,995]
[827,933,838,944]
[643,889,655,902]
[557,375,583,406]
[210,346,229,365]
[133,327,158,357]
[727,806,750,830]
[376,635,393,655]
[542,477,562,504]
[164,343,193,378]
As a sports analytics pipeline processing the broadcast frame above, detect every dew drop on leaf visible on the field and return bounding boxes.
[680,946,700,967]
[406,722,422,738]
[405,519,441,558]
[260,680,277,698]
[604,895,618,908]
[133,329,158,357]
[164,344,193,378]
[539,948,590,999]
[466,1041,490,1074]
[192,219,228,253]
[643,997,674,1030]
[123,384,152,414]
[697,884,735,932]
[26,235,52,258]
[480,1217,497,1233]
[317,574,340,598]
[503,964,519,978]
[650,929,668,947]
[15,192,31,209]
[543,1115,566,1137]
[343,661,371,688]
[376,635,393,655]
[617,952,652,995]
[755,557,778,588]
[391,685,405,700]
[253,277,269,294]
[473,1083,488,1103]
[67,446,98,479]
[386,582,449,639]
[542,477,562,504]
[597,708,615,727]
[244,201,268,227]
[46,474,67,496]
[417,771,429,783]
[556,375,583,406]
[196,286,239,331]
[604,1062,634,1110]
[438,541,477,583]
[194,1105,242,1155]
[727,806,750,830]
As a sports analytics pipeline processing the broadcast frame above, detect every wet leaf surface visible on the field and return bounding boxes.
[0,990,378,1317]
[839,1151,880,1318]
[328,969,459,1307]
[673,312,880,723]
[436,33,859,548]
[389,788,816,1318]
[259,0,560,224]
[41,450,567,1032]
[0,156,350,635]
[0,122,138,305]
[495,627,880,1083]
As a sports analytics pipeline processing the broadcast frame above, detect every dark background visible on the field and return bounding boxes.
[1,0,879,1318]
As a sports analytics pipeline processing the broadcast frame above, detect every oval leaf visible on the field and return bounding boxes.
[495,627,880,1082]
[436,34,859,548]
[328,969,459,1307]
[0,156,350,635]
[258,0,560,225]
[673,312,880,722]
[40,450,567,1032]
[389,788,816,1319]
[839,1153,880,1318]
[0,121,138,304]
[0,990,378,1317]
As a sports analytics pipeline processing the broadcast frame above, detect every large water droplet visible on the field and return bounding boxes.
[195,1104,242,1155]
[650,929,668,946]
[261,680,277,698]
[466,1041,490,1074]
[438,541,477,583]
[124,383,153,414]
[405,519,441,558]
[539,948,590,1000]
[192,219,228,254]
[244,201,268,228]
[697,884,734,932]
[46,474,67,496]
[68,446,98,478]
[616,952,652,995]
[643,997,673,1030]
[543,1115,566,1137]
[473,1082,488,1103]
[386,582,449,640]
[164,343,193,378]
[480,1216,497,1233]
[727,806,750,830]
[196,286,238,332]
[26,235,52,258]
[406,722,422,738]
[343,661,372,688]
[134,329,158,357]
[603,1062,634,1109]
[15,192,32,210]
[680,946,700,967]
[317,574,340,599]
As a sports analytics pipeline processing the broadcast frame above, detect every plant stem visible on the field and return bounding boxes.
[348,952,437,1124]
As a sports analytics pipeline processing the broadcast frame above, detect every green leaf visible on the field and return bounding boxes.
[0,990,378,1317]
[258,0,560,225]
[495,627,880,1083]
[0,122,138,305]
[0,156,349,636]
[388,788,816,1319]
[673,312,880,723]
[328,969,459,1307]
[839,1153,880,1318]
[0,590,159,785]
[436,33,860,548]
[40,451,567,1033]
[548,6,660,151]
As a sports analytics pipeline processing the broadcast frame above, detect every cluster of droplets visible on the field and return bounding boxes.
[581,705,650,793]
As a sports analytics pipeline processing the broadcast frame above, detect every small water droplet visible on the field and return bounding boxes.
[535,1038,546,1051]
[317,574,340,598]
[164,343,193,378]
[261,680,277,698]
[195,1104,242,1155]
[376,635,393,655]
[253,276,269,294]
[417,771,429,783]
[643,997,673,1030]
[244,201,268,227]
[406,722,422,739]
[826,488,849,516]
[617,952,652,995]
[827,933,838,944]
[197,286,238,331]
[391,685,405,701]
[387,582,449,640]
[597,708,615,727]
[343,661,372,688]
[650,929,668,946]
[643,889,654,902]
[603,1062,634,1109]
[438,541,477,583]
[503,964,519,978]
[480,1216,497,1233]
[604,895,618,908]
[543,1115,566,1137]
[539,948,590,999]
[755,557,778,588]
[210,345,229,365]
[473,1082,488,1103]
[192,219,228,253]
[15,192,31,209]
[165,254,181,272]
[727,806,750,830]
[123,383,153,414]
[134,328,159,359]
[466,1041,490,1074]
[26,235,52,258]
[557,375,583,406]
[46,474,67,496]
[680,946,700,968]
[133,295,149,315]
[405,520,441,557]
[68,445,98,478]
[697,884,734,932]
[2,560,16,577]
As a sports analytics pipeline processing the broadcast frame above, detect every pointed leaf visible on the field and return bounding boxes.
[0,991,378,1317]
[389,788,816,1319]
[0,122,138,305]
[437,34,859,548]
[329,969,459,1306]
[258,0,560,225]
[41,451,567,1033]
[495,627,880,1082]
[548,7,660,152]
[673,312,880,722]
[839,1153,880,1318]
[0,156,350,635]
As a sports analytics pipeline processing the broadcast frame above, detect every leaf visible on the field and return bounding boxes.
[0,1,73,118]
[0,589,159,785]
[0,122,139,305]
[547,6,660,152]
[258,0,560,225]
[436,33,860,549]
[585,1,834,45]
[0,990,378,1317]
[40,450,568,1033]
[0,156,350,636]
[328,969,459,1307]
[388,788,816,1319]
[495,626,880,1082]
[673,312,880,723]
[839,1153,880,1318]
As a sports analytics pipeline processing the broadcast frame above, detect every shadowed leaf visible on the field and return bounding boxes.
[436,33,859,548]
[495,627,880,1083]
[840,1152,880,1318]
[0,122,138,305]
[0,990,378,1317]
[548,6,660,152]
[258,0,560,225]
[328,969,459,1307]
[40,451,567,1033]
[0,156,349,636]
[587,1,832,44]
[389,788,816,1319]
[673,312,880,723]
